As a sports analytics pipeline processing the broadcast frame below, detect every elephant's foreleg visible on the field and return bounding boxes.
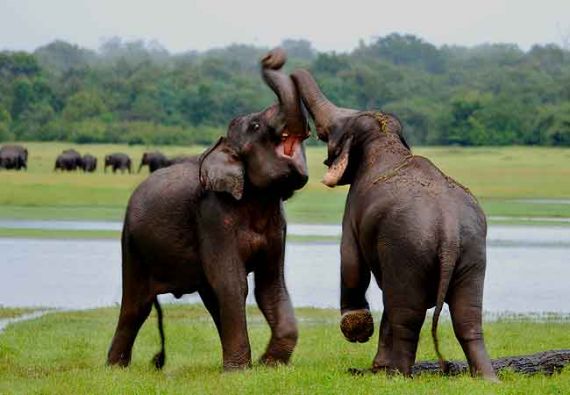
[202,241,251,371]
[339,230,374,343]
[254,243,298,365]
[213,281,251,371]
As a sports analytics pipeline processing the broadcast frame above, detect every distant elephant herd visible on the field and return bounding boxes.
[0,144,191,174]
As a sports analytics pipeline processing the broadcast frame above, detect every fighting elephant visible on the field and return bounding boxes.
[54,149,82,171]
[107,48,309,371]
[104,153,132,173]
[0,144,28,170]
[81,154,97,172]
[138,151,169,173]
[291,69,497,381]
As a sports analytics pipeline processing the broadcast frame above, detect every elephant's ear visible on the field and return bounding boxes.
[199,137,244,200]
[322,135,353,188]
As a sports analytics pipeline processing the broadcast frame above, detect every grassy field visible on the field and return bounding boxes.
[0,306,569,394]
[0,142,569,225]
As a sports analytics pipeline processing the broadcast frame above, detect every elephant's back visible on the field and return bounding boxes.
[126,161,202,234]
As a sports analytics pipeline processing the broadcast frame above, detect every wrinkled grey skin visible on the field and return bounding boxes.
[0,144,28,170]
[104,153,132,173]
[107,48,309,372]
[54,149,82,171]
[81,154,97,172]
[292,69,497,381]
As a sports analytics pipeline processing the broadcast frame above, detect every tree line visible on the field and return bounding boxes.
[0,34,568,146]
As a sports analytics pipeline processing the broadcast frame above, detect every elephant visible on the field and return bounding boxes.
[138,151,169,173]
[54,149,82,171]
[0,144,28,170]
[291,69,498,381]
[104,153,132,173]
[81,154,97,172]
[107,48,310,371]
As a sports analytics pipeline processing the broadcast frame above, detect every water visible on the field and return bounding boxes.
[1,220,569,242]
[1,225,569,313]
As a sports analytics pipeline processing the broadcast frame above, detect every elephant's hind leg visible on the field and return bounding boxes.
[386,306,426,376]
[107,295,153,367]
[107,254,153,367]
[372,310,393,372]
[448,273,497,381]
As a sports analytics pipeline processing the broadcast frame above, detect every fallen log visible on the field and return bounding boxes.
[349,349,570,376]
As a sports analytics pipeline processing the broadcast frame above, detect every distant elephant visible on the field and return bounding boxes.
[292,69,497,381]
[0,144,28,170]
[138,151,169,173]
[81,154,97,172]
[54,149,82,171]
[107,48,309,371]
[104,153,132,173]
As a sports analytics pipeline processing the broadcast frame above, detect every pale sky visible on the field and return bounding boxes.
[1,0,569,53]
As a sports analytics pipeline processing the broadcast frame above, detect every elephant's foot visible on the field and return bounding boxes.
[340,309,374,343]
[372,359,391,374]
[260,352,290,366]
[106,351,131,368]
[222,361,252,372]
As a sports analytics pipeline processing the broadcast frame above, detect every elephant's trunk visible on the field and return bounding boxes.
[261,48,307,137]
[291,69,356,139]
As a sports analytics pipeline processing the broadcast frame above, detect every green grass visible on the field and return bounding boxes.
[0,143,569,223]
[0,305,568,394]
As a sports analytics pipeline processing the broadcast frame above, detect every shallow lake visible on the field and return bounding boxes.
[0,224,569,313]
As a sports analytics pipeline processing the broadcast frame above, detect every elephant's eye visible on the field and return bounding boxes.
[250,122,260,132]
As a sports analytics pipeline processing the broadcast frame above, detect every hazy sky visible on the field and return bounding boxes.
[1,0,569,53]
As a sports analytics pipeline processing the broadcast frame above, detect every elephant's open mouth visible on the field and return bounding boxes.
[279,129,309,157]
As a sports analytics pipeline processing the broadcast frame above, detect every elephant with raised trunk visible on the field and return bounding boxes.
[0,144,28,170]
[107,49,309,371]
[291,69,497,381]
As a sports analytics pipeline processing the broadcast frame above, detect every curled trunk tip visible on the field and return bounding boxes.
[261,48,287,70]
[261,48,306,136]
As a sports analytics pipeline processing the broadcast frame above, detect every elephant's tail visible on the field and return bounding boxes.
[152,297,166,369]
[432,241,458,373]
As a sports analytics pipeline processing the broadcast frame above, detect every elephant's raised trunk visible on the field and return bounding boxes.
[291,69,356,139]
[261,48,307,138]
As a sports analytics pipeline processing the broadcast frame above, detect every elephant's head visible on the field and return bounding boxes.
[291,69,410,187]
[199,48,309,200]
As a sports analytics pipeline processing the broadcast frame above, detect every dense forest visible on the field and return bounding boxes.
[0,34,569,146]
